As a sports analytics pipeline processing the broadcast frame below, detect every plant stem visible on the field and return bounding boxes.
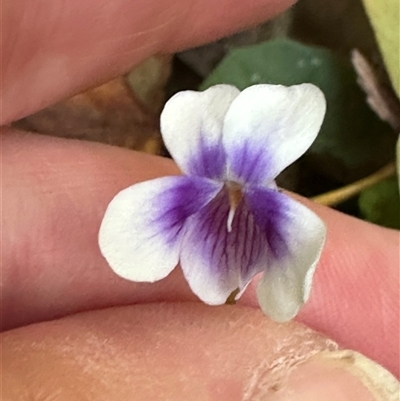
[312,162,397,206]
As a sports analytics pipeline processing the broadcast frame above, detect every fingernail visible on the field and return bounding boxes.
[270,350,399,401]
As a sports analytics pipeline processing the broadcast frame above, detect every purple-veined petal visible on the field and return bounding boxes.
[99,176,222,282]
[245,188,326,322]
[160,85,240,179]
[180,189,267,305]
[223,84,326,185]
[245,187,326,322]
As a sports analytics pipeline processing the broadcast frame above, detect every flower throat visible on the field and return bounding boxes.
[226,181,243,232]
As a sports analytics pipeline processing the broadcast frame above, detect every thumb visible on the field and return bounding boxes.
[3,304,397,401]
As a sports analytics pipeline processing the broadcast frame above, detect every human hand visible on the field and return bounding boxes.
[2,0,399,399]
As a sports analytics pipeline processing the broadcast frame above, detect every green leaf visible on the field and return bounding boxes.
[359,177,400,229]
[362,0,400,98]
[201,39,396,183]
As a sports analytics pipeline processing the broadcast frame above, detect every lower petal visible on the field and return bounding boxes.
[180,190,266,305]
[245,187,326,322]
[99,176,222,282]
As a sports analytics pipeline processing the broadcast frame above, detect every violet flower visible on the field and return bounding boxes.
[99,84,327,322]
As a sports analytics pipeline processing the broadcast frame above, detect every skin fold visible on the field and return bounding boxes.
[1,0,399,397]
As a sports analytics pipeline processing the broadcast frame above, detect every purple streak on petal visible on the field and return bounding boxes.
[179,189,267,304]
[244,187,290,261]
[187,133,226,179]
[150,176,223,246]
[228,140,274,185]
[99,176,223,283]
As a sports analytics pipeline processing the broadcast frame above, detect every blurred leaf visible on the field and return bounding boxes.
[397,135,400,188]
[201,38,396,183]
[359,177,400,229]
[178,10,293,78]
[362,0,400,98]
[351,50,400,132]
[126,55,172,113]
[291,0,379,59]
[13,56,174,154]
[14,76,164,155]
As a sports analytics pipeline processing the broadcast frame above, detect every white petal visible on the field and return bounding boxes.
[160,85,240,179]
[223,84,326,185]
[244,188,326,322]
[99,176,222,282]
[180,190,266,305]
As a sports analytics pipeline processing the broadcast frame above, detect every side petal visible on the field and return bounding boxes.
[160,85,240,179]
[223,84,326,185]
[99,176,222,282]
[180,190,267,305]
[244,187,326,322]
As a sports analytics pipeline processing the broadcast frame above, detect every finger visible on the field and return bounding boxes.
[240,197,400,376]
[299,198,399,376]
[2,129,399,376]
[2,0,295,124]
[2,128,196,331]
[3,303,393,401]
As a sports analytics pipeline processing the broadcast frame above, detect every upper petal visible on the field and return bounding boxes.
[160,85,240,179]
[244,187,326,322]
[180,189,267,305]
[223,84,326,185]
[99,176,222,282]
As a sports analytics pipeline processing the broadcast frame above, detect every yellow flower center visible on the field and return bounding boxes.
[226,181,243,232]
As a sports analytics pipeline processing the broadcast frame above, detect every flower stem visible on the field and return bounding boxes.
[312,162,397,206]
[225,288,240,305]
